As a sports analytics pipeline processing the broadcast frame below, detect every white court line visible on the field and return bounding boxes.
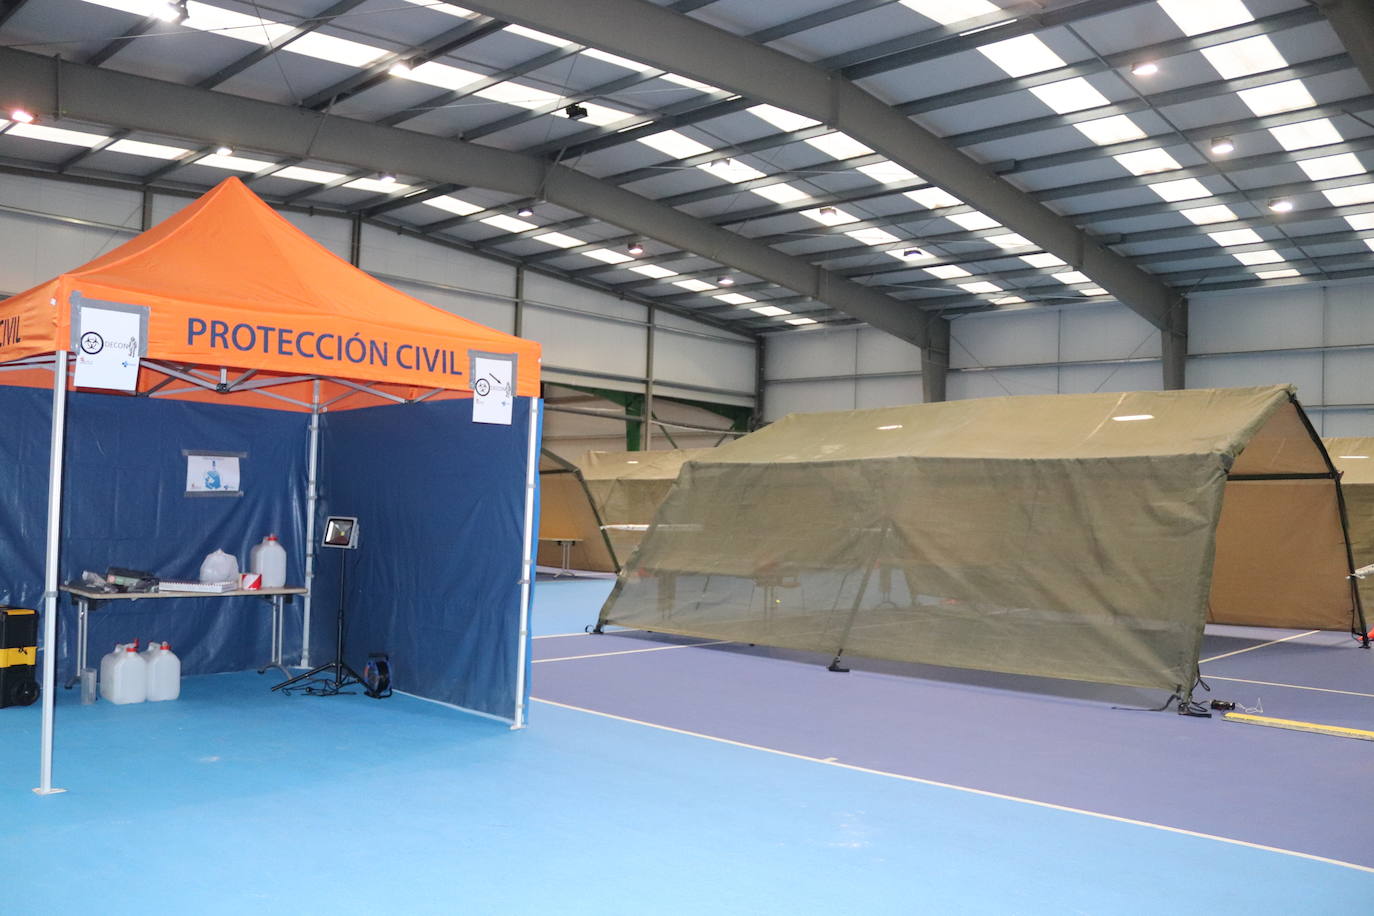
[533,627,638,640]
[534,640,729,663]
[1200,630,1318,664]
[531,696,1374,875]
[1204,676,1374,700]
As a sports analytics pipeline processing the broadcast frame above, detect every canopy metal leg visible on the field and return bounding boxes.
[827,522,890,674]
[36,349,68,796]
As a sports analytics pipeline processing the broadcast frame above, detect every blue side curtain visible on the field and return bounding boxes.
[315,397,536,718]
[0,385,308,682]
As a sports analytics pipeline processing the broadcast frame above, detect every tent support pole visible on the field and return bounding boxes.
[36,349,68,796]
[513,397,540,728]
[827,521,890,674]
[301,381,321,668]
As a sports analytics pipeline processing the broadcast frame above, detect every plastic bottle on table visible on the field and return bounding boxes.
[252,534,287,589]
[107,646,148,705]
[146,642,181,702]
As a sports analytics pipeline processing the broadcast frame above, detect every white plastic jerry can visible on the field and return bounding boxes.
[139,639,160,667]
[146,643,181,702]
[252,534,288,589]
[107,646,148,705]
[99,642,135,701]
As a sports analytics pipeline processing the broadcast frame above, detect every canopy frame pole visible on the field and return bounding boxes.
[301,380,321,668]
[827,520,891,674]
[35,349,69,796]
[513,397,540,729]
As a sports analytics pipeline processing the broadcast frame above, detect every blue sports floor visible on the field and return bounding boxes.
[3,577,1372,913]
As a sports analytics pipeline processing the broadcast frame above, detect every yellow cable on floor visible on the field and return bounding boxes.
[1223,713,1374,741]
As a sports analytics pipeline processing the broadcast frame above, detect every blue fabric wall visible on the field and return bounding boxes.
[0,385,308,682]
[315,397,536,719]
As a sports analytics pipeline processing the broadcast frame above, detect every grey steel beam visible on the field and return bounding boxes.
[1318,0,1374,97]
[449,0,1181,330]
[0,47,931,348]
[0,0,30,28]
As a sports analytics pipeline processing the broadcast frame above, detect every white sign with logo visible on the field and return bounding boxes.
[186,455,241,494]
[74,305,143,392]
[470,354,515,426]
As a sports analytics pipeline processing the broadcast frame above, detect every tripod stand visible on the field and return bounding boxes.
[273,550,362,695]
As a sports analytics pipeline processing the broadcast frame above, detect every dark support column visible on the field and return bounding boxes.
[1162,299,1189,391]
[922,317,950,403]
[349,214,362,267]
[644,306,655,450]
[514,265,525,337]
[140,189,153,231]
[754,337,766,428]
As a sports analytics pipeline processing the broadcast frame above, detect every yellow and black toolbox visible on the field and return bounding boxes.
[0,606,39,708]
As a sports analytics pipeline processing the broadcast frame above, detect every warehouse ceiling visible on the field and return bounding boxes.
[1,0,1372,339]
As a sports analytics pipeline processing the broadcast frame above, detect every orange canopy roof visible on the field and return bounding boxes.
[0,177,539,399]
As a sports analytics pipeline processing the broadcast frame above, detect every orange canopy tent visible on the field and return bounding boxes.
[1,178,542,795]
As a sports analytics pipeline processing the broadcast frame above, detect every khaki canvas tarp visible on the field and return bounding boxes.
[1328,438,1374,618]
[537,453,617,573]
[580,449,713,567]
[598,386,1359,694]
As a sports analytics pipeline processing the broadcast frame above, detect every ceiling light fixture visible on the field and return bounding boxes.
[9,108,35,124]
[154,0,188,24]
[215,145,233,156]
[818,206,838,217]
[1131,61,1159,76]
[1210,136,1235,155]
[379,172,396,184]
[627,240,645,255]
[516,204,535,218]
[563,103,588,120]
[717,275,735,286]
[1268,198,1294,213]
[902,247,927,259]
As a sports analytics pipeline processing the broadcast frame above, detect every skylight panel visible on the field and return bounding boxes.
[1180,204,1238,224]
[476,82,560,109]
[1256,268,1300,279]
[507,24,571,47]
[992,296,1026,305]
[629,264,678,279]
[674,279,716,292]
[1323,185,1374,206]
[1366,239,1374,252]
[1345,214,1374,231]
[1081,287,1108,296]
[1299,154,1365,181]
[182,2,294,46]
[532,232,585,249]
[1208,228,1264,246]
[195,152,275,171]
[747,104,821,133]
[804,133,873,160]
[1200,36,1287,80]
[947,211,1001,231]
[1029,78,1110,114]
[899,0,1000,25]
[1233,249,1284,265]
[271,165,346,184]
[344,177,410,194]
[421,195,483,216]
[978,34,1066,78]
[1113,148,1182,175]
[1053,271,1092,284]
[481,215,537,233]
[1150,178,1211,201]
[802,206,860,226]
[638,130,713,159]
[959,281,1003,294]
[1021,253,1066,268]
[985,233,1032,249]
[751,305,792,317]
[581,47,648,70]
[1156,0,1253,36]
[658,73,718,92]
[401,62,484,92]
[845,228,902,246]
[106,138,189,159]
[856,161,919,184]
[698,158,767,183]
[6,123,107,147]
[786,317,818,325]
[750,183,812,205]
[1074,115,1147,146]
[926,265,972,279]
[714,293,756,305]
[905,188,962,209]
[1268,119,1343,151]
[1238,80,1316,117]
[583,248,634,264]
[286,33,387,68]
[401,0,475,17]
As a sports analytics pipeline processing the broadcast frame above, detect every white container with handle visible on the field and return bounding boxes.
[252,534,287,589]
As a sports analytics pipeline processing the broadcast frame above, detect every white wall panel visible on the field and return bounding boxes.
[1058,361,1163,394]
[655,310,750,343]
[1,176,142,227]
[857,327,922,374]
[1326,284,1374,344]
[1323,349,1374,407]
[1058,305,1160,362]
[1319,411,1374,437]
[524,273,646,323]
[385,278,514,334]
[1190,287,1324,353]
[654,329,755,395]
[856,374,922,409]
[765,378,857,419]
[524,306,647,379]
[1187,351,1323,401]
[947,366,1059,400]
[278,210,351,261]
[766,328,857,380]
[950,311,1058,368]
[359,225,514,298]
[0,212,134,295]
